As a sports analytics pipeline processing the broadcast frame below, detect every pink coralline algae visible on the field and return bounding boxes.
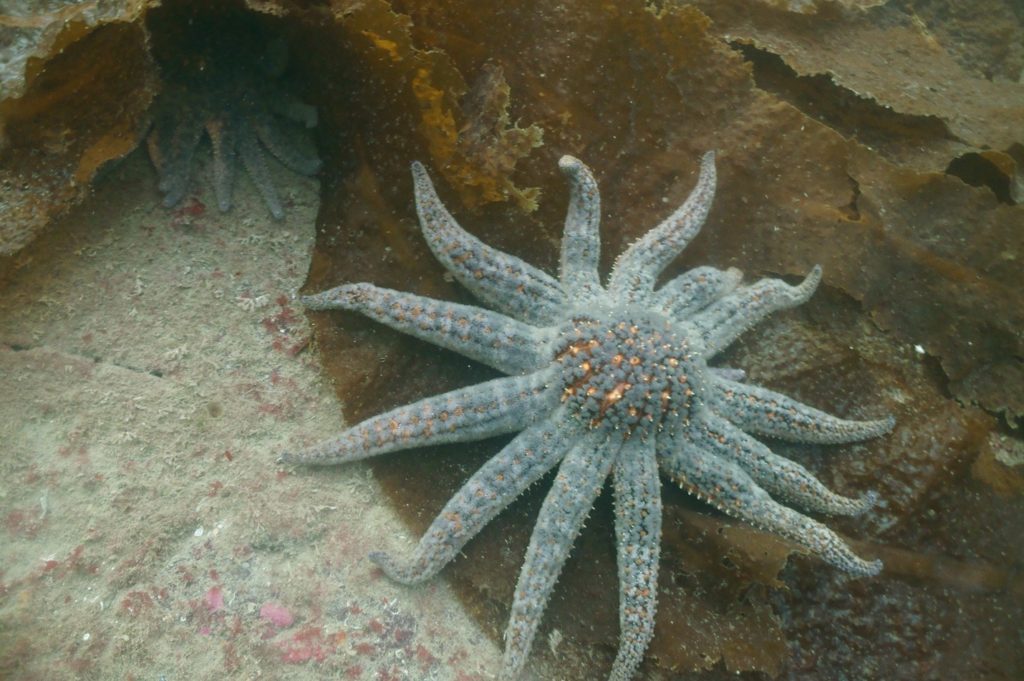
[259,602,294,628]
[204,586,224,612]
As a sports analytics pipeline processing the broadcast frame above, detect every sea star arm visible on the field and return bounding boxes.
[278,369,560,465]
[710,376,895,444]
[609,437,662,681]
[709,367,746,383]
[693,416,876,516]
[661,442,881,576]
[252,113,322,176]
[608,151,716,302]
[204,118,237,212]
[267,89,318,128]
[557,156,603,301]
[412,162,567,325]
[503,434,618,679]
[238,119,285,219]
[654,265,743,319]
[148,111,203,208]
[691,265,822,356]
[370,412,579,584]
[300,283,552,374]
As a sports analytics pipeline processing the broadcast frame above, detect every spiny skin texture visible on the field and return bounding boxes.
[283,153,895,680]
[146,39,320,220]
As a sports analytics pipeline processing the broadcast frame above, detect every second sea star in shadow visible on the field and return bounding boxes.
[146,18,320,220]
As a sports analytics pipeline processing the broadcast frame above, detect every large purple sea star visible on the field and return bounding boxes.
[282,152,894,680]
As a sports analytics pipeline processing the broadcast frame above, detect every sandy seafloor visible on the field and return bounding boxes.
[0,151,559,680]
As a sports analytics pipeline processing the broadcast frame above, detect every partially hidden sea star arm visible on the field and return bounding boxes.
[691,416,877,516]
[204,117,236,212]
[502,432,618,680]
[654,265,743,319]
[252,112,322,175]
[268,90,318,127]
[557,156,603,302]
[149,111,203,209]
[278,368,561,466]
[608,151,716,303]
[708,366,746,383]
[370,410,579,584]
[300,283,552,375]
[710,376,896,444]
[238,119,285,220]
[660,442,882,576]
[609,437,662,681]
[412,162,567,325]
[691,265,822,356]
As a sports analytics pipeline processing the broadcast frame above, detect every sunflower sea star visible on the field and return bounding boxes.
[146,37,320,220]
[282,152,894,680]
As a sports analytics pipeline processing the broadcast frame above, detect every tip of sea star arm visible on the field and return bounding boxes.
[799,523,882,577]
[723,266,744,290]
[849,415,897,443]
[297,286,354,311]
[819,489,879,518]
[557,154,584,175]
[806,263,823,285]
[367,550,432,585]
[815,524,883,577]
[710,366,746,383]
[410,160,432,189]
[855,557,884,577]
[273,435,350,467]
